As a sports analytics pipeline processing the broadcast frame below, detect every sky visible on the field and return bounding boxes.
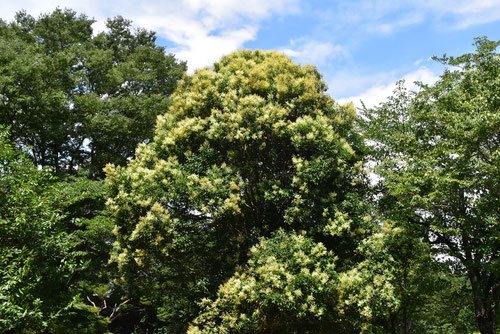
[1,0,499,107]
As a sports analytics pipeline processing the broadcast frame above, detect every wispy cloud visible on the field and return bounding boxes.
[312,0,500,38]
[328,69,398,101]
[281,39,348,66]
[418,0,500,29]
[337,66,439,108]
[371,13,423,34]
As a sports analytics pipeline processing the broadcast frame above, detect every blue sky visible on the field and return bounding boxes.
[1,0,499,106]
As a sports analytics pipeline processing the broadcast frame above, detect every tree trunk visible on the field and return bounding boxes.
[469,271,497,334]
[477,314,496,334]
[388,312,397,334]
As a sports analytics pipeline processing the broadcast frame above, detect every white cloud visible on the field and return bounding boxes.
[412,58,428,66]
[418,0,500,28]
[0,1,103,22]
[168,25,257,71]
[0,0,300,71]
[129,0,301,72]
[371,13,423,34]
[314,0,500,39]
[370,0,500,31]
[337,66,439,108]
[328,69,398,101]
[282,40,348,66]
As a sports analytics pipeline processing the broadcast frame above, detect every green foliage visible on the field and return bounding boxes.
[338,220,477,333]
[410,272,476,333]
[336,223,411,332]
[364,37,499,333]
[0,128,108,333]
[0,9,186,177]
[48,176,117,321]
[106,50,368,331]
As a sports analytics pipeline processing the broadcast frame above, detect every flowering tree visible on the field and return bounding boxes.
[106,50,368,331]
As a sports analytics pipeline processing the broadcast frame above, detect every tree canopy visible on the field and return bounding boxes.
[0,8,186,177]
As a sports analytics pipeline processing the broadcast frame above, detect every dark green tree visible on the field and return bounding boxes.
[0,9,186,333]
[0,8,186,177]
[364,38,499,334]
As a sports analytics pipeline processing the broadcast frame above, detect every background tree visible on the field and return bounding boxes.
[0,9,186,333]
[106,50,369,332]
[0,128,109,333]
[338,219,476,333]
[0,9,186,177]
[364,38,499,334]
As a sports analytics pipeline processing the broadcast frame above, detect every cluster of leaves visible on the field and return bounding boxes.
[189,231,339,333]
